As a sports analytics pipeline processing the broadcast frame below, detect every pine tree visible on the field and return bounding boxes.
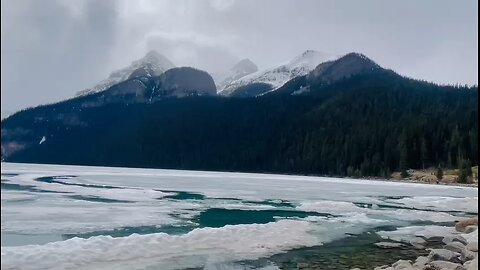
[458,158,467,184]
[436,165,443,180]
[466,159,473,177]
[421,138,428,169]
[399,144,409,178]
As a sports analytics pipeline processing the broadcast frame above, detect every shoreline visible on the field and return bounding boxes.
[2,162,478,189]
[371,217,478,270]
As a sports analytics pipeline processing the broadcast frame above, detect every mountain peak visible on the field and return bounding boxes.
[219,50,336,96]
[133,50,175,69]
[230,58,258,74]
[287,50,336,70]
[308,52,382,84]
[145,49,161,59]
[340,52,379,67]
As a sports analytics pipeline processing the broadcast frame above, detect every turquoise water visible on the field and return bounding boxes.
[1,163,477,270]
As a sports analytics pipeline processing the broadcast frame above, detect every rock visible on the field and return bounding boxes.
[427,236,445,243]
[463,260,471,269]
[428,249,462,263]
[456,218,478,233]
[443,236,468,246]
[392,260,412,269]
[461,249,477,262]
[428,260,465,270]
[413,256,429,267]
[466,242,478,252]
[374,266,393,270]
[424,236,446,249]
[462,229,478,244]
[464,226,478,234]
[158,67,217,97]
[445,242,467,254]
[375,242,405,248]
[467,256,477,270]
[410,237,427,249]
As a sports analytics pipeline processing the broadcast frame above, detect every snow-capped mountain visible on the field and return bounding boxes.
[219,50,337,96]
[213,59,258,92]
[75,50,175,97]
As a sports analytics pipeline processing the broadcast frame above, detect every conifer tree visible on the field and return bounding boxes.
[436,165,443,180]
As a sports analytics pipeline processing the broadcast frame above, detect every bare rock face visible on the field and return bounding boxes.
[455,218,478,233]
[157,67,217,97]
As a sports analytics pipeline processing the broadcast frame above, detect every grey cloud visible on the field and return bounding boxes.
[1,0,477,112]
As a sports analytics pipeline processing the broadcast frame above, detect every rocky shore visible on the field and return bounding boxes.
[367,218,478,270]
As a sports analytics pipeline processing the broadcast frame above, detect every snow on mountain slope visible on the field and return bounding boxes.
[214,59,258,92]
[75,50,175,97]
[219,50,337,96]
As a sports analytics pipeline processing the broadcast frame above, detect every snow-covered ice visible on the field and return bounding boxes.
[1,162,478,269]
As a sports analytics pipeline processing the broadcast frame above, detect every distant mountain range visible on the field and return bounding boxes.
[1,50,477,178]
[219,50,337,96]
[75,50,175,97]
[74,49,337,98]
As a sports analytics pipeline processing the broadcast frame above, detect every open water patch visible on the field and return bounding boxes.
[252,229,429,270]
[195,208,331,228]
[62,224,196,240]
[158,190,206,200]
[66,195,133,203]
[35,176,124,189]
[1,182,67,194]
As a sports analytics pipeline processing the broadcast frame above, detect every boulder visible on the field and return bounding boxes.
[445,242,467,254]
[392,260,412,269]
[374,265,393,270]
[462,229,478,244]
[443,236,468,246]
[428,249,462,264]
[464,226,478,234]
[375,242,405,248]
[466,242,478,252]
[428,261,465,270]
[467,256,477,270]
[410,237,427,249]
[427,236,445,243]
[413,256,429,267]
[461,249,477,262]
[456,218,478,233]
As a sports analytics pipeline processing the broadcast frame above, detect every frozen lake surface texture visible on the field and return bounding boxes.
[1,162,478,270]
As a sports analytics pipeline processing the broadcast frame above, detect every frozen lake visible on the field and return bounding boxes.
[1,162,478,269]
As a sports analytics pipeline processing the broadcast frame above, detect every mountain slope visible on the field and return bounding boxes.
[75,50,175,97]
[219,50,337,96]
[2,53,477,177]
[215,59,258,92]
[274,52,387,96]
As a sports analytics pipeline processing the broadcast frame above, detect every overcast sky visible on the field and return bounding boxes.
[1,0,478,112]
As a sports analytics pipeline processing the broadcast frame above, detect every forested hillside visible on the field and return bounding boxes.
[2,68,477,178]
